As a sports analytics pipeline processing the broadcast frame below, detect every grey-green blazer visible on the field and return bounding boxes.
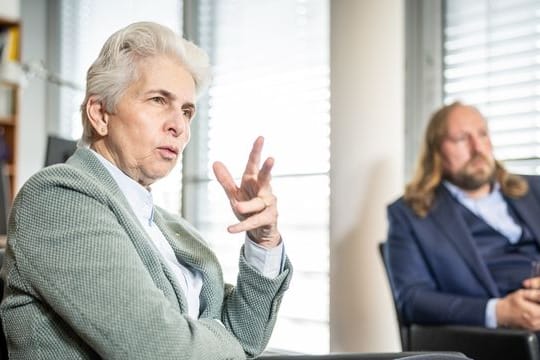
[0,148,292,360]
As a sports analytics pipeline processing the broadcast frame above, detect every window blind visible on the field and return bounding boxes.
[184,0,330,353]
[444,0,540,174]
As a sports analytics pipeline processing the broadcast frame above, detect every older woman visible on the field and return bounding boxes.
[0,22,292,359]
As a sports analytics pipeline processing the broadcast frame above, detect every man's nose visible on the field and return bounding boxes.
[468,134,481,151]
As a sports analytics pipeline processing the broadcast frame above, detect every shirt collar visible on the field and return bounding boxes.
[443,180,500,201]
[89,149,154,226]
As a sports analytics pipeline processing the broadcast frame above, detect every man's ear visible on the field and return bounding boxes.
[86,96,109,137]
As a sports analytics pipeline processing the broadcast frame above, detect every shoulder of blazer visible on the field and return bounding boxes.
[14,148,127,214]
[522,174,540,194]
[387,195,407,213]
[387,184,452,221]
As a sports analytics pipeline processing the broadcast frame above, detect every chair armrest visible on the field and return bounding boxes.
[257,352,468,359]
[409,324,539,360]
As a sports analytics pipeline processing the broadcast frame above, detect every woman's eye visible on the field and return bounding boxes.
[183,109,193,119]
[151,97,166,104]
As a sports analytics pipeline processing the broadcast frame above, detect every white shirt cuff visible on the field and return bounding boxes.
[485,298,498,328]
[243,235,284,279]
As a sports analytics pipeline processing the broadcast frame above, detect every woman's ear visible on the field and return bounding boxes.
[86,96,109,137]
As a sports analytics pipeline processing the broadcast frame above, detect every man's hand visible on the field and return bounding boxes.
[213,136,281,249]
[497,288,540,330]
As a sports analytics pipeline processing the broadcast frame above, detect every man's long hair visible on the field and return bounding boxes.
[404,101,528,218]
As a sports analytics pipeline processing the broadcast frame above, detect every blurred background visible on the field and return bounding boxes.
[0,0,534,355]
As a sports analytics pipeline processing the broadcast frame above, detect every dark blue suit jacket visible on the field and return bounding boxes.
[386,175,540,326]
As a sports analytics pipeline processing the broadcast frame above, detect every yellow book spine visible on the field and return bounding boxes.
[6,27,19,61]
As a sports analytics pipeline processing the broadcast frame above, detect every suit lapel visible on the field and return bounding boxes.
[506,190,540,244]
[152,210,224,317]
[153,211,211,272]
[148,212,193,312]
[430,187,499,296]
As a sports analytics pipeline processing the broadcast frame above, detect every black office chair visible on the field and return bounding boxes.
[379,242,540,360]
[0,248,7,360]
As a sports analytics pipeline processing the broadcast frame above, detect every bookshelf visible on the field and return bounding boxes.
[0,17,20,199]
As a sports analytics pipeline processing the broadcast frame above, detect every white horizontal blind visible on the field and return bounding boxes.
[184,0,330,354]
[443,0,540,174]
[58,0,184,213]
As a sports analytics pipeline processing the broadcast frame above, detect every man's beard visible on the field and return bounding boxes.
[445,154,496,191]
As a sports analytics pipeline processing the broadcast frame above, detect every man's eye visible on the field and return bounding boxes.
[448,135,466,143]
[183,109,193,119]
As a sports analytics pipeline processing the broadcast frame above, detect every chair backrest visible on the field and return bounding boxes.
[0,163,11,236]
[0,247,7,359]
[44,135,77,167]
[378,242,410,351]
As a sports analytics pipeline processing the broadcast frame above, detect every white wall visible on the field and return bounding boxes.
[0,0,19,20]
[330,0,404,352]
[17,0,48,188]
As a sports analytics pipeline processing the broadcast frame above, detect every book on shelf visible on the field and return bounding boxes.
[0,85,13,117]
[0,24,22,86]
[0,25,19,63]
[0,127,8,163]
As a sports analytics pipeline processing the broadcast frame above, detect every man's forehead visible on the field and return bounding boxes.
[446,105,487,129]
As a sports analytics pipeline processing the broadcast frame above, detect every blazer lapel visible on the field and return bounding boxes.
[430,187,499,297]
[152,210,224,317]
[506,190,540,244]
[148,212,192,312]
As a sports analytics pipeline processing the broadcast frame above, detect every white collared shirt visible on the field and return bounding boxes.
[90,150,284,319]
[443,181,522,243]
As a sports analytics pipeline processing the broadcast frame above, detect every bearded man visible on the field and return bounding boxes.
[386,101,540,331]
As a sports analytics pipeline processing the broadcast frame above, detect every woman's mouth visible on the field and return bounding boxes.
[157,146,179,159]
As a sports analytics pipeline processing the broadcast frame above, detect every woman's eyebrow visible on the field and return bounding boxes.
[182,102,196,110]
[146,89,176,100]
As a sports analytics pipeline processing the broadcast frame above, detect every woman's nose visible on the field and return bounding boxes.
[167,112,188,136]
